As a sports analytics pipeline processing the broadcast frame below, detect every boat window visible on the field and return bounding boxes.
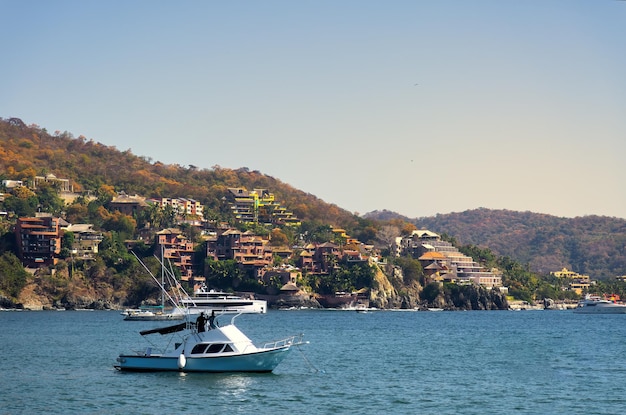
[206,344,225,354]
[191,344,208,354]
[223,344,234,352]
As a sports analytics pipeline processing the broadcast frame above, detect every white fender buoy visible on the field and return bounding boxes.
[178,353,186,369]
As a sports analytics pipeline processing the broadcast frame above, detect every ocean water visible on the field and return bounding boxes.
[1,309,625,415]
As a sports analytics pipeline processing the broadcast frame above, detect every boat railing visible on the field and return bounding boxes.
[262,333,306,349]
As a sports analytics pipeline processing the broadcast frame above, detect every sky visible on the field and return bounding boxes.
[2,1,626,219]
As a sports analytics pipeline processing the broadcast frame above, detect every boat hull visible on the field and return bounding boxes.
[116,347,290,372]
[180,300,267,314]
[179,287,267,314]
[573,305,626,314]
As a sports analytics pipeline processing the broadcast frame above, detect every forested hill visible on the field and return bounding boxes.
[4,117,626,280]
[0,117,358,228]
[366,208,626,279]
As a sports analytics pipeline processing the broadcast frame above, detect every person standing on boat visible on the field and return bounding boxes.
[196,312,207,333]
[208,311,217,330]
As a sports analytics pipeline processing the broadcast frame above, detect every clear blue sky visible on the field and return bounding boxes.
[2,1,625,219]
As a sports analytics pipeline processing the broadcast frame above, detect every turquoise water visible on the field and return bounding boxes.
[1,309,625,414]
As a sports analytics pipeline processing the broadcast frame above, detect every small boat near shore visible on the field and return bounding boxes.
[121,305,185,321]
[115,314,306,372]
[573,294,626,314]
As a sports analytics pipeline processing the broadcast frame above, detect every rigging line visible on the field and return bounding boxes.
[295,345,324,374]
[153,254,197,309]
[131,250,180,309]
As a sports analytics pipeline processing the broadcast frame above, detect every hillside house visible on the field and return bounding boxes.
[551,268,593,294]
[2,180,23,189]
[32,173,72,192]
[155,228,195,280]
[225,187,300,226]
[206,229,273,278]
[15,216,62,267]
[61,223,103,258]
[148,197,204,220]
[109,193,149,216]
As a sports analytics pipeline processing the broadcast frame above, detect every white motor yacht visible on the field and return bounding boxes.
[180,285,267,314]
[573,294,626,314]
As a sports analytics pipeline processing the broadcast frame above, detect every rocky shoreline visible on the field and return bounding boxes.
[1,263,511,312]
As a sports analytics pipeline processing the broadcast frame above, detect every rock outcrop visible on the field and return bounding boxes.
[368,262,508,311]
[441,284,508,310]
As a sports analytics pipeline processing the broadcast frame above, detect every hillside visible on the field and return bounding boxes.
[366,208,626,279]
[0,117,359,229]
[3,116,625,285]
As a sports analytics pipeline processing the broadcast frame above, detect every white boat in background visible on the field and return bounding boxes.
[115,314,306,373]
[354,303,377,313]
[180,284,267,314]
[573,294,626,314]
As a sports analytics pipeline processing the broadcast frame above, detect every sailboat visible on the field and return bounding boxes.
[122,249,187,321]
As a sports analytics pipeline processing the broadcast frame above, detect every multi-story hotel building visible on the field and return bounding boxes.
[148,197,204,220]
[399,229,502,288]
[155,228,195,280]
[225,188,300,226]
[15,216,62,267]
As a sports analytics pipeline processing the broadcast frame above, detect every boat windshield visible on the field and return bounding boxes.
[190,343,234,354]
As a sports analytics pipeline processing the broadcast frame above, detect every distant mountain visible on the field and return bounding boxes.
[365,208,626,278]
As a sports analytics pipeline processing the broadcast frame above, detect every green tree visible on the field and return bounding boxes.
[87,200,107,228]
[204,259,245,290]
[65,201,89,224]
[270,228,289,246]
[60,231,75,259]
[0,252,29,298]
[316,262,374,294]
[103,212,136,240]
[62,231,75,249]
[393,256,424,284]
[3,193,39,217]
[422,282,441,304]
[99,231,135,272]
[36,183,64,214]
[300,222,333,244]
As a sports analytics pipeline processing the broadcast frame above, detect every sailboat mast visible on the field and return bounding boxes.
[161,245,165,308]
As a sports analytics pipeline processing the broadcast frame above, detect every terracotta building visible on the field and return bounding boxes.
[15,216,62,267]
